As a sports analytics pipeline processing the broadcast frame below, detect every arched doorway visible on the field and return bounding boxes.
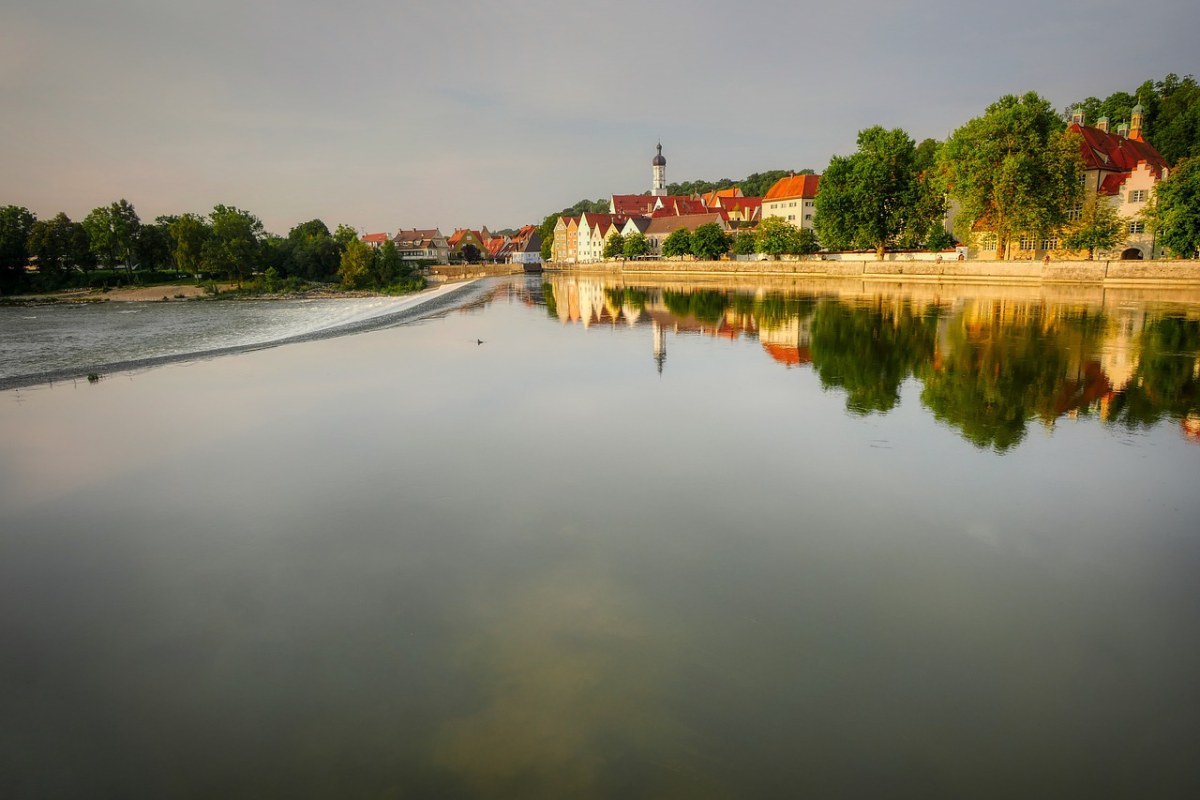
[1120,247,1143,260]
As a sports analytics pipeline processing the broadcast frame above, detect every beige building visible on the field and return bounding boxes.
[762,174,821,229]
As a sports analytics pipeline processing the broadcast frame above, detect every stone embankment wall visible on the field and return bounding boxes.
[427,264,524,282]
[548,259,1200,285]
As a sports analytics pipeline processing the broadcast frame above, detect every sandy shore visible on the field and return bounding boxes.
[10,284,222,303]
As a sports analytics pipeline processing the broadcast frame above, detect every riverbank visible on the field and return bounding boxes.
[548,257,1200,286]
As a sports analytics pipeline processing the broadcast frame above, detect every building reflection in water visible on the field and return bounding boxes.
[520,275,1200,451]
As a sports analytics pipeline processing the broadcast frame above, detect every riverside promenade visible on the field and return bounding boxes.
[547,258,1200,287]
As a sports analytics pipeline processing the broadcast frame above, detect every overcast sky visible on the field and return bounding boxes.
[2,0,1197,235]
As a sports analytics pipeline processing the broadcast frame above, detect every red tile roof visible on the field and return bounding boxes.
[1099,172,1131,196]
[611,195,657,215]
[362,232,389,244]
[392,229,444,246]
[765,174,821,201]
[1069,123,1169,173]
[644,213,728,235]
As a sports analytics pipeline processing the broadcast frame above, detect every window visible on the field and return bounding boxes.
[1066,205,1083,221]
[978,234,998,250]
[1041,237,1060,251]
[805,214,813,221]
[1128,221,1146,234]
[1019,236,1038,251]
[1128,189,1148,202]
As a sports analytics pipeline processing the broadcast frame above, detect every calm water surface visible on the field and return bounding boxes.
[1,276,1198,798]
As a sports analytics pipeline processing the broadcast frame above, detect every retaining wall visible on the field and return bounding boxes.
[548,258,1200,285]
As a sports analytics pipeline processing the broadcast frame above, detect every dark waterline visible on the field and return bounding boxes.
[1,276,1198,798]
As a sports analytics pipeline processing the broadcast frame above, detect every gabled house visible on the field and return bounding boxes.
[1068,107,1169,259]
[763,174,821,229]
[392,228,450,263]
[447,229,487,261]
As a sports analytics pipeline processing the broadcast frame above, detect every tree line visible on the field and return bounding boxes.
[0,201,424,295]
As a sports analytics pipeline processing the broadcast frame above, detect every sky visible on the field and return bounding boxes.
[2,0,1198,235]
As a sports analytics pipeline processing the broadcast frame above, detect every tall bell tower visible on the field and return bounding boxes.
[651,143,667,197]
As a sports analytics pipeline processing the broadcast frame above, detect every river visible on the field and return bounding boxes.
[1,275,1198,798]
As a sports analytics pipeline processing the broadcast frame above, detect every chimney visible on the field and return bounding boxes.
[1097,116,1109,133]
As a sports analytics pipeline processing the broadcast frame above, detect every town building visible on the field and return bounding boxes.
[762,174,821,229]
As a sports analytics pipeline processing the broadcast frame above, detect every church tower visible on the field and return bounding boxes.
[651,143,666,197]
[1130,103,1145,142]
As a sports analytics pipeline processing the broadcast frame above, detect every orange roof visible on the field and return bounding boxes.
[361,232,389,244]
[764,174,821,201]
[763,343,811,367]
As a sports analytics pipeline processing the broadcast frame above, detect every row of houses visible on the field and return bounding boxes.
[552,145,824,264]
[556,115,1173,264]
[361,225,543,265]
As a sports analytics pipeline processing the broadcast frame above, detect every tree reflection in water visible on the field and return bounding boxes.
[531,276,1200,450]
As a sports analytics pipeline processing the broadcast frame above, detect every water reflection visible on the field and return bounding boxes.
[532,276,1200,450]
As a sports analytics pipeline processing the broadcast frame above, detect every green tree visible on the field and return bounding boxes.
[168,213,211,276]
[814,126,926,259]
[809,299,937,415]
[941,92,1082,258]
[661,227,692,258]
[1,205,37,290]
[538,213,560,262]
[338,236,375,289]
[691,223,729,260]
[285,219,341,281]
[135,221,173,271]
[203,205,263,286]
[603,230,625,260]
[795,227,820,256]
[460,243,481,263]
[623,232,650,259]
[755,216,802,259]
[732,230,757,255]
[1148,156,1200,258]
[27,212,91,277]
[1063,195,1124,259]
[83,199,141,281]
[375,240,405,285]
[333,224,358,248]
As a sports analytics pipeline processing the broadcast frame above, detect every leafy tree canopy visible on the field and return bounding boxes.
[603,231,625,259]
[623,232,650,259]
[691,222,729,260]
[941,92,1081,258]
[815,126,928,259]
[755,216,803,258]
[661,227,692,258]
[1063,195,1124,259]
[1149,156,1200,258]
